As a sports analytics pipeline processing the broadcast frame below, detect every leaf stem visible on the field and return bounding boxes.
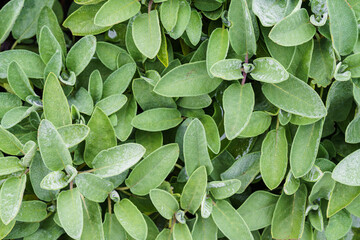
[116,186,130,191]
[175,164,183,169]
[10,40,18,50]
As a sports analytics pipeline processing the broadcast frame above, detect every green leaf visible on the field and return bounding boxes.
[5,222,39,239]
[212,200,253,240]
[160,0,180,32]
[29,153,58,201]
[0,126,23,155]
[309,208,324,232]
[199,115,220,154]
[308,172,335,203]
[103,213,126,240]
[262,74,327,118]
[0,219,15,239]
[156,229,173,240]
[327,0,358,55]
[57,188,83,239]
[0,175,26,225]
[0,0,24,44]
[1,106,34,129]
[208,179,241,199]
[228,0,256,58]
[96,41,125,71]
[250,57,289,83]
[135,130,163,158]
[332,149,360,186]
[0,157,25,176]
[325,210,352,240]
[326,80,353,122]
[346,194,360,218]
[0,92,21,119]
[186,10,202,46]
[92,143,145,178]
[177,95,211,110]
[94,0,140,27]
[88,70,103,103]
[180,166,207,214]
[75,173,114,202]
[149,189,179,219]
[80,198,104,240]
[38,119,72,171]
[12,0,54,40]
[57,124,90,149]
[206,28,229,77]
[327,183,360,217]
[40,170,68,190]
[210,59,243,80]
[154,61,222,97]
[345,113,360,143]
[143,214,160,240]
[223,83,254,140]
[84,107,117,167]
[66,35,96,76]
[44,50,62,79]
[252,0,300,27]
[191,214,217,240]
[132,10,161,59]
[238,111,271,138]
[271,184,307,239]
[290,119,324,178]
[43,73,71,127]
[126,143,179,196]
[103,63,136,98]
[131,108,182,132]
[63,3,111,36]
[0,50,45,79]
[269,9,316,47]
[68,88,94,116]
[184,118,213,176]
[169,0,191,39]
[95,94,127,116]
[283,171,300,195]
[221,152,260,193]
[37,6,66,54]
[38,25,62,64]
[114,199,147,240]
[309,38,336,87]
[260,127,288,190]
[344,53,360,78]
[237,191,279,231]
[173,223,192,240]
[133,78,176,111]
[114,95,137,141]
[7,61,36,101]
[16,201,47,222]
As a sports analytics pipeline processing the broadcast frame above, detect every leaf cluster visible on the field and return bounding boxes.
[0,0,359,239]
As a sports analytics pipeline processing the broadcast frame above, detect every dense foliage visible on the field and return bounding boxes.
[0,0,359,239]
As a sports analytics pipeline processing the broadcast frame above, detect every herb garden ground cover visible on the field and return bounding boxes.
[0,0,359,239]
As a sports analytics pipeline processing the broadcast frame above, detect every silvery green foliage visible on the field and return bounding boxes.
[0,0,359,239]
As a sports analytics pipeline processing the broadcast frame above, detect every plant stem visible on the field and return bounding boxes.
[241,53,249,85]
[148,0,153,14]
[108,196,112,214]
